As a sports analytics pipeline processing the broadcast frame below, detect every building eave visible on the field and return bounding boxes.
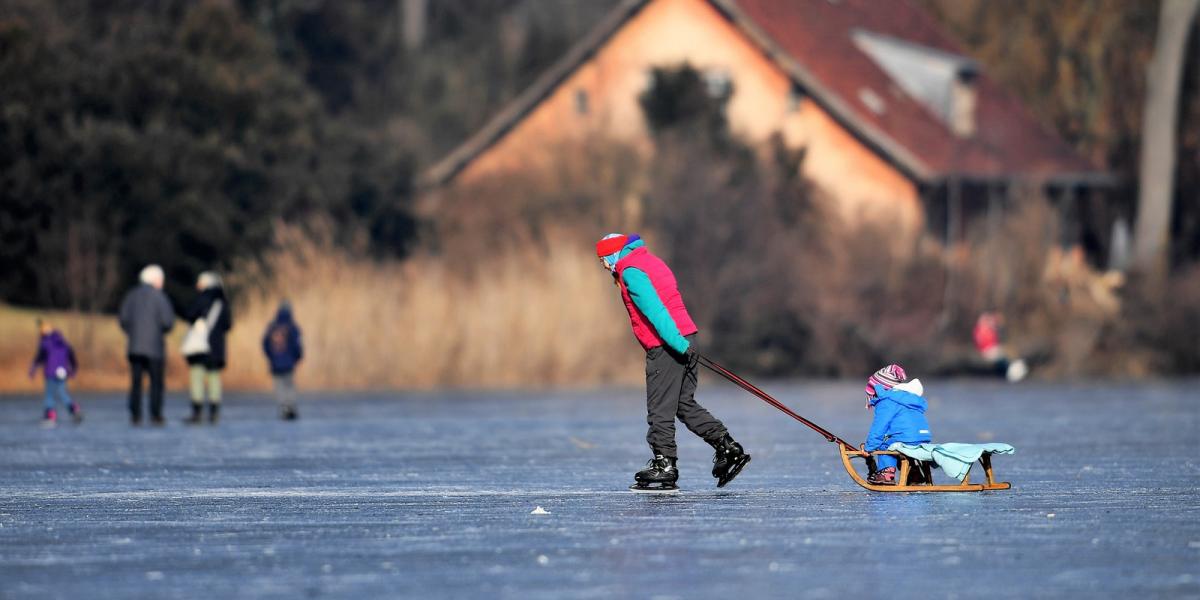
[422,0,1111,191]
[420,0,652,189]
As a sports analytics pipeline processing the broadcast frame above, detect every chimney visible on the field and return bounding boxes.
[950,67,978,138]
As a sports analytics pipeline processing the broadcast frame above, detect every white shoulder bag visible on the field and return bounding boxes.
[181,300,223,357]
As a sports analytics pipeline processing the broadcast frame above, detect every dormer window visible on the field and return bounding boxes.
[852,29,978,137]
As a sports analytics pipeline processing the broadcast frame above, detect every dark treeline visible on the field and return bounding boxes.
[0,0,616,309]
[922,0,1200,266]
[3,0,1197,318]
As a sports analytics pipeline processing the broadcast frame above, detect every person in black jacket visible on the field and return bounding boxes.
[182,271,232,424]
[119,265,176,426]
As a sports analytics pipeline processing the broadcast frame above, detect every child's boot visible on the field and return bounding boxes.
[207,403,220,425]
[183,402,204,425]
[69,403,83,424]
[867,466,897,485]
[41,408,57,428]
[709,434,751,487]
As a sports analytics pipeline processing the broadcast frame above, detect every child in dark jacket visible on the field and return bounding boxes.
[262,302,303,420]
[862,364,931,485]
[28,320,82,426]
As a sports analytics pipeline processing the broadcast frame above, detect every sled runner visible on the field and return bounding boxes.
[697,355,1012,493]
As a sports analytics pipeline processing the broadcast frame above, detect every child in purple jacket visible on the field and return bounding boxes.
[29,320,82,426]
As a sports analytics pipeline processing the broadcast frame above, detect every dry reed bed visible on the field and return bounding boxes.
[1,230,643,392]
[223,228,642,390]
[0,304,149,392]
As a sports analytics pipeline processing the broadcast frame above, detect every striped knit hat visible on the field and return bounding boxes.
[865,364,907,401]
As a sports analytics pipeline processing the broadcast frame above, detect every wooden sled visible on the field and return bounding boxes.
[840,446,1011,492]
[696,355,1014,493]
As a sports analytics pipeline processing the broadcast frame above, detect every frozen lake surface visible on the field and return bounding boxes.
[1,379,1198,599]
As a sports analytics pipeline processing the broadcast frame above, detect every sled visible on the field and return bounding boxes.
[839,446,1011,493]
[697,354,1013,493]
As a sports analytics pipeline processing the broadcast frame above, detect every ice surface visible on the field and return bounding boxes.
[0,379,1197,599]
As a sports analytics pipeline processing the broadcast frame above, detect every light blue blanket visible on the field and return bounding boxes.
[887,442,1015,482]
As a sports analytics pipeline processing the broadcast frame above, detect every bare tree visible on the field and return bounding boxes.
[1133,0,1200,281]
[401,0,427,50]
[62,208,121,362]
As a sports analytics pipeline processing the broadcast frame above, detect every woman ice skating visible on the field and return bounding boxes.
[861,364,932,485]
[262,301,304,420]
[29,319,82,427]
[596,233,750,492]
[181,271,232,424]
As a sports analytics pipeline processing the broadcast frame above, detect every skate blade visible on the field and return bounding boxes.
[629,483,680,494]
[717,455,751,488]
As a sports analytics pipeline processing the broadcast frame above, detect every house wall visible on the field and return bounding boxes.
[454,0,922,234]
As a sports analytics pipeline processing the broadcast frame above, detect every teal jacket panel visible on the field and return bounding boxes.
[617,240,690,354]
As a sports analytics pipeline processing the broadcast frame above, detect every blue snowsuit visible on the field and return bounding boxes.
[865,382,933,470]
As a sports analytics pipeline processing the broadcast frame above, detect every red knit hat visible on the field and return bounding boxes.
[595,234,628,257]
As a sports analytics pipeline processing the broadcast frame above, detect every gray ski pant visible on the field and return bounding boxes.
[645,334,727,458]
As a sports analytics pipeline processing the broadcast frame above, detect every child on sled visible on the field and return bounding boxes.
[862,364,931,485]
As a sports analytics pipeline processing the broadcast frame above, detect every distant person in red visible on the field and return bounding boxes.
[597,233,750,492]
[973,313,1027,382]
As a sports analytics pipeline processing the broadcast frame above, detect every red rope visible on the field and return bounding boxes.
[698,354,858,450]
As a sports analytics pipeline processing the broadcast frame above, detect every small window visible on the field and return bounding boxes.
[640,70,656,94]
[787,85,806,112]
[574,89,589,115]
[702,70,732,100]
[858,87,885,115]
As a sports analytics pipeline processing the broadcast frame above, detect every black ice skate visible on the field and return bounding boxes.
[630,455,679,493]
[710,434,751,488]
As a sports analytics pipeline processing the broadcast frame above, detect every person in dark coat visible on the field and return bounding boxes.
[182,271,232,424]
[118,264,176,426]
[262,301,303,420]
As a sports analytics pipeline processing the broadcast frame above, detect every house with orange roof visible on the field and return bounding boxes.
[424,0,1111,245]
